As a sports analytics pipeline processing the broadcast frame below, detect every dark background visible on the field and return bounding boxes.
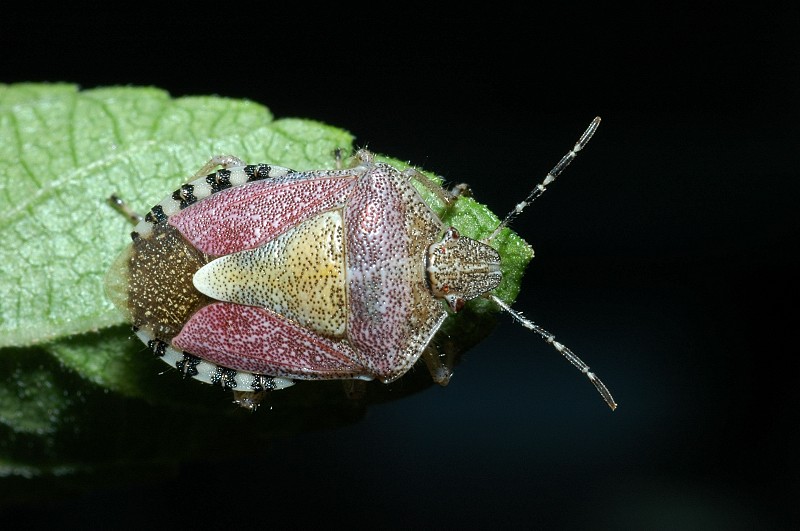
[2,6,798,529]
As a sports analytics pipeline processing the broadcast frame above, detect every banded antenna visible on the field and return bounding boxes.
[488,117,617,410]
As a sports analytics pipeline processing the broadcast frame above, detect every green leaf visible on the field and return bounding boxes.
[0,84,533,477]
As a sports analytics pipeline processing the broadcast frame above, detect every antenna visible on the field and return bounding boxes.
[484,117,615,410]
[488,117,601,242]
[491,295,617,410]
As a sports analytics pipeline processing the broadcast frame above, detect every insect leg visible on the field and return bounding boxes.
[108,194,143,224]
[421,345,454,386]
[403,167,461,210]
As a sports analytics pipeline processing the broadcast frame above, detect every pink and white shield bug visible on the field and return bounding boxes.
[105,117,616,411]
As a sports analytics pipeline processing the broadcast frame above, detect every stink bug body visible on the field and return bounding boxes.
[105,118,616,410]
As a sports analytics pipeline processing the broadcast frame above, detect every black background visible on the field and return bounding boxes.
[2,5,798,529]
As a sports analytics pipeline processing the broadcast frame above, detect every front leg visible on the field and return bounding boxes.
[421,345,454,386]
[403,167,472,213]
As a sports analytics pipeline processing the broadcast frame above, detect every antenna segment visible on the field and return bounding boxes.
[488,117,601,241]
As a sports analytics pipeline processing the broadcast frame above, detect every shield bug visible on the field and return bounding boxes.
[105,117,616,410]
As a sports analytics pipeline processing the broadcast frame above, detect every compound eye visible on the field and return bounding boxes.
[445,227,460,240]
[446,294,466,313]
